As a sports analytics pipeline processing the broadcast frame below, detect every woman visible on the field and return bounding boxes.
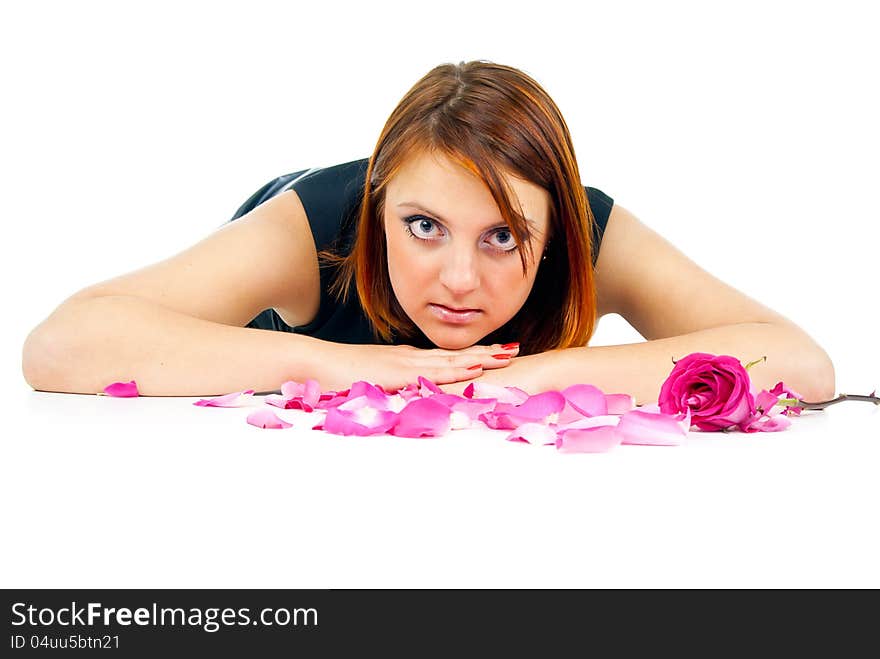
[21,61,836,404]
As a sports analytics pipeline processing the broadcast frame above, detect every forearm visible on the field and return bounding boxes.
[534,322,836,406]
[22,295,332,396]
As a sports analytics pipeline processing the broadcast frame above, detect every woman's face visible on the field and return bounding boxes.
[383,151,551,349]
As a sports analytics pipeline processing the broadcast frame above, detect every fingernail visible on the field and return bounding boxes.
[500,342,519,350]
[491,354,511,359]
[466,364,482,370]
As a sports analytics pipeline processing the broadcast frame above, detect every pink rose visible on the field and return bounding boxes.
[658,352,756,431]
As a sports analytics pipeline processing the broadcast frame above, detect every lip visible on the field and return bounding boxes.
[429,303,482,324]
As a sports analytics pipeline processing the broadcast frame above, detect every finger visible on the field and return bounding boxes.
[443,344,520,360]
[472,345,519,369]
[433,363,484,385]
[480,353,515,370]
[431,342,520,356]
[433,350,516,370]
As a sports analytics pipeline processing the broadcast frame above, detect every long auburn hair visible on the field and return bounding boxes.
[317,60,599,355]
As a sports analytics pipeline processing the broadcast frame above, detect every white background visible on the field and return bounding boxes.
[1,0,878,588]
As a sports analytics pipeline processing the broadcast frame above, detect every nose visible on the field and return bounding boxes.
[438,244,481,297]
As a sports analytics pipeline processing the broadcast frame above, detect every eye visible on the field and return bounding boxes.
[402,215,519,254]
[488,229,517,251]
[404,216,443,239]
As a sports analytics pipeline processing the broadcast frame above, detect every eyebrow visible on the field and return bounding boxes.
[396,201,536,231]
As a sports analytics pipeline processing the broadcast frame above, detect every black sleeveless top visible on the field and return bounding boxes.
[227,157,614,349]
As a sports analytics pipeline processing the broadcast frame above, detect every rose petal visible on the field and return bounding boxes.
[559,384,608,423]
[740,413,792,433]
[320,405,399,436]
[317,381,387,410]
[506,422,558,445]
[754,389,780,416]
[463,382,529,404]
[417,376,444,397]
[557,414,621,431]
[246,408,293,429]
[555,423,622,453]
[606,393,637,415]
[769,381,804,416]
[617,406,690,445]
[489,391,567,426]
[102,380,139,397]
[266,379,322,412]
[193,389,256,407]
[395,382,422,401]
[390,397,451,438]
[427,393,497,425]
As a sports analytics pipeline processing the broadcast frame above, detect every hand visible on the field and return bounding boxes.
[318,342,520,393]
[436,353,545,397]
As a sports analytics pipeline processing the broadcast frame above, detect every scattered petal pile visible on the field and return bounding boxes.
[185,378,682,453]
[99,352,811,452]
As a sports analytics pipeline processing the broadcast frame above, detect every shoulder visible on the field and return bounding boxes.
[585,186,614,222]
[584,186,614,268]
[592,202,800,342]
[286,157,369,251]
[592,203,646,319]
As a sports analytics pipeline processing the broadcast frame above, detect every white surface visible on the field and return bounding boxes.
[3,390,879,588]
[2,1,878,587]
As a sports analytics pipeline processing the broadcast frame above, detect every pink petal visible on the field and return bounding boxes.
[320,404,399,436]
[768,381,804,416]
[477,411,521,430]
[425,392,465,407]
[754,389,780,416]
[506,422,558,445]
[264,393,292,409]
[770,380,803,401]
[315,392,351,410]
[281,378,322,404]
[193,389,256,407]
[449,397,498,422]
[265,393,316,412]
[606,393,637,415]
[617,405,691,446]
[349,381,391,404]
[417,376,444,396]
[556,424,622,453]
[516,391,567,418]
[481,391,566,429]
[741,414,792,433]
[102,380,139,397]
[557,414,621,431]
[390,397,451,438]
[779,403,804,417]
[268,378,323,412]
[561,384,608,418]
[246,408,292,429]
[316,381,386,410]
[463,382,529,404]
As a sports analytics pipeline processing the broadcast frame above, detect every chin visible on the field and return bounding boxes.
[423,327,489,350]
[423,326,480,350]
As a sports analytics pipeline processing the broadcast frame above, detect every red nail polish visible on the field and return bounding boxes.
[466,364,482,370]
[500,342,519,350]
[492,354,511,359]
